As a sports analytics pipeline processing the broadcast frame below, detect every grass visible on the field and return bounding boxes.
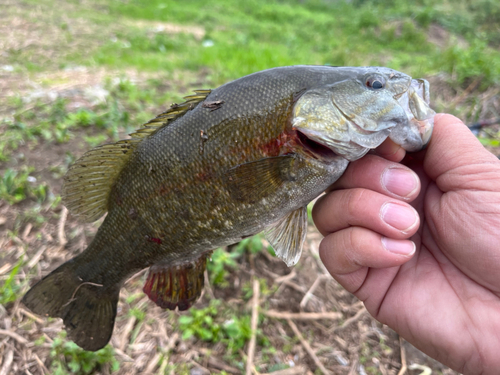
[0,258,24,306]
[6,0,500,86]
[178,299,254,357]
[48,332,120,374]
[2,0,499,164]
[0,167,49,205]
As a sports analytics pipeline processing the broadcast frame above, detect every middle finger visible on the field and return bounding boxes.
[313,188,420,238]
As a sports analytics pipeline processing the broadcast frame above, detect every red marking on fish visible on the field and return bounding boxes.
[259,130,297,157]
[150,237,161,245]
[194,169,214,182]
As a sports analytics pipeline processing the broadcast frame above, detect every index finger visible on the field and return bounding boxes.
[327,154,421,202]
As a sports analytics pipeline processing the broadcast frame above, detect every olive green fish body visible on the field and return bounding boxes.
[22,66,435,351]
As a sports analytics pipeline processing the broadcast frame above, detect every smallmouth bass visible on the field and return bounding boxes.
[23,66,435,350]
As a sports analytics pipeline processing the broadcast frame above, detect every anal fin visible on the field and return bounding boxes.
[143,253,210,311]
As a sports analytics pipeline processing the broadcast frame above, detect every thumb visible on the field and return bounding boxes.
[423,113,500,192]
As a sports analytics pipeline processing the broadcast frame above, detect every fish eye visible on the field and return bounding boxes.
[366,76,385,90]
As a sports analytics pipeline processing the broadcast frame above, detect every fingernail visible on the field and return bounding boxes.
[381,202,418,232]
[382,168,418,197]
[381,237,415,256]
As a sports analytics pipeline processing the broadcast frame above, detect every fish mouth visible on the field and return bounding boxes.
[294,122,390,162]
[294,129,340,162]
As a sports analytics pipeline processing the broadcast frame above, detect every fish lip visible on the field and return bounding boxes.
[397,78,435,148]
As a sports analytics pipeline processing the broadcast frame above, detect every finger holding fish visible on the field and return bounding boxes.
[313,187,420,238]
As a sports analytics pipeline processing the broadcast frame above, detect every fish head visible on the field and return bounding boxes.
[292,67,435,161]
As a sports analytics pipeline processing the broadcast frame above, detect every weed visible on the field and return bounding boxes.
[242,278,275,301]
[0,167,48,204]
[49,332,120,374]
[437,39,500,88]
[178,299,252,354]
[207,235,272,286]
[0,258,24,305]
[64,109,98,128]
[83,134,108,148]
[479,138,500,147]
[233,233,269,256]
[207,247,239,287]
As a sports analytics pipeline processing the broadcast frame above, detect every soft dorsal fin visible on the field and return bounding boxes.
[62,89,211,222]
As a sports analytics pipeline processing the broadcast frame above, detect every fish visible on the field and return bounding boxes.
[22,65,435,351]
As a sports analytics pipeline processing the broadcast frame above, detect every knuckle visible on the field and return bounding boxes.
[345,188,367,221]
[345,228,362,266]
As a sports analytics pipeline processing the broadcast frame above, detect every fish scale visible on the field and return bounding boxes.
[22,65,434,351]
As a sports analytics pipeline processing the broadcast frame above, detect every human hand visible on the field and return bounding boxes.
[313,114,500,374]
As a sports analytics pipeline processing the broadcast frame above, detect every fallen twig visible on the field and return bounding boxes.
[0,263,12,276]
[333,306,367,332]
[164,332,179,354]
[119,315,137,351]
[26,246,48,269]
[207,357,241,374]
[113,348,134,362]
[246,279,260,375]
[347,354,358,375]
[408,363,432,375]
[189,360,211,375]
[57,206,68,247]
[397,336,407,375]
[19,307,44,324]
[0,349,13,375]
[33,353,49,375]
[22,223,32,240]
[373,357,388,375]
[260,365,308,375]
[144,352,162,374]
[265,310,342,320]
[274,269,296,284]
[0,329,29,345]
[300,275,329,310]
[204,269,215,300]
[286,319,331,375]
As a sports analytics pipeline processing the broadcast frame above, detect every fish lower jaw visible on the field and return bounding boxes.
[294,129,342,163]
[348,120,378,135]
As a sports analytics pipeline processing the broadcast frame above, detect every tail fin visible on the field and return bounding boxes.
[22,261,119,351]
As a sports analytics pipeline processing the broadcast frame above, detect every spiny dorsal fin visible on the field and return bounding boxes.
[62,89,211,222]
[129,89,212,139]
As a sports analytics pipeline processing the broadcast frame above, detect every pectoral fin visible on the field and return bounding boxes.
[225,155,297,203]
[264,206,308,267]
